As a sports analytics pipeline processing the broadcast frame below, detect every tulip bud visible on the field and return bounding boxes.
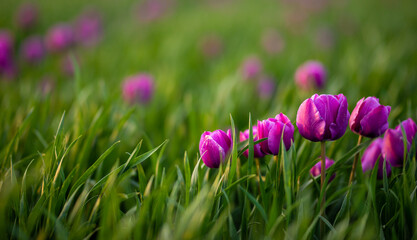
[362,138,391,179]
[382,118,417,167]
[310,158,335,182]
[257,113,294,155]
[199,129,232,168]
[395,118,417,144]
[296,94,350,142]
[45,24,75,53]
[241,56,262,80]
[349,97,391,138]
[122,74,155,104]
[21,36,45,64]
[294,61,326,90]
[240,127,265,158]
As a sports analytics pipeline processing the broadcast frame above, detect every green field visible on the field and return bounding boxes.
[1,0,417,239]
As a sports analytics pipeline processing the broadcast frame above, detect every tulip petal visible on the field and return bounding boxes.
[382,129,406,167]
[296,98,325,142]
[200,136,226,168]
[359,105,390,138]
[329,94,349,140]
[349,97,365,133]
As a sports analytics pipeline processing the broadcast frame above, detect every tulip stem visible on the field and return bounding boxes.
[320,141,326,237]
[349,135,363,185]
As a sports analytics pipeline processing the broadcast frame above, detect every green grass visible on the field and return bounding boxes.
[1,0,417,239]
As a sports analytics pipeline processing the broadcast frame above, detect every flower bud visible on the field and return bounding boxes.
[310,158,335,182]
[294,61,326,90]
[362,138,391,179]
[122,74,155,104]
[240,127,265,158]
[257,113,294,155]
[199,129,232,168]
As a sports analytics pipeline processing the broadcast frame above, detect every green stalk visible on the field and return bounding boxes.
[320,141,326,238]
[349,135,363,185]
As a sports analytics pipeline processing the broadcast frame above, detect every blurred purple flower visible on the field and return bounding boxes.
[200,35,223,59]
[16,3,38,30]
[122,73,155,104]
[21,36,45,64]
[257,113,294,155]
[60,55,79,77]
[75,9,103,47]
[310,158,335,181]
[241,56,262,80]
[395,118,417,144]
[362,138,391,179]
[137,0,174,22]
[240,126,265,158]
[261,29,285,55]
[295,61,326,90]
[349,97,391,138]
[296,94,350,142]
[199,129,232,168]
[0,31,17,80]
[45,24,75,53]
[257,76,276,99]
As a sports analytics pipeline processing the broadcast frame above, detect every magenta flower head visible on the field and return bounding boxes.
[310,158,335,182]
[257,113,294,155]
[122,74,155,104]
[297,94,350,142]
[383,118,417,167]
[241,56,262,80]
[16,3,38,30]
[240,127,265,158]
[349,97,391,138]
[75,9,103,47]
[294,61,326,90]
[199,129,232,168]
[0,31,13,65]
[257,76,276,99]
[21,36,45,64]
[362,138,391,179]
[0,31,16,79]
[45,24,75,53]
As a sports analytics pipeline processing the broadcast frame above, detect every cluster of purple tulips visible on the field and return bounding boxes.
[0,3,102,80]
[199,94,416,182]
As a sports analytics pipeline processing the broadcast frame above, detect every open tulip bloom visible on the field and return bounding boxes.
[257,113,294,156]
[199,129,232,169]
[296,93,349,227]
[348,96,391,184]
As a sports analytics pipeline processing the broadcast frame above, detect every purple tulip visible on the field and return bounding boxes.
[310,158,335,182]
[122,74,155,104]
[0,31,13,66]
[296,94,350,142]
[395,118,417,144]
[16,3,38,30]
[0,31,16,80]
[21,36,45,64]
[362,138,391,179]
[45,24,75,53]
[349,97,391,138]
[383,118,417,167]
[257,113,294,155]
[241,56,262,80]
[199,129,232,168]
[240,127,265,158]
[75,9,103,47]
[294,61,326,90]
[60,54,78,77]
[257,76,276,99]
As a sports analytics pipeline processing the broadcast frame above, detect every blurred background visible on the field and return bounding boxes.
[1,0,417,179]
